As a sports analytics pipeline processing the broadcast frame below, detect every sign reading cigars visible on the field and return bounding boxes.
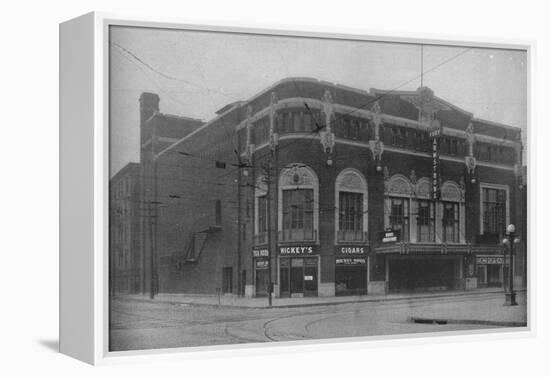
[336,246,366,255]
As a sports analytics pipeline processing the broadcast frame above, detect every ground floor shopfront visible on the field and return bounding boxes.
[246,244,517,298]
[385,254,463,293]
[249,244,370,298]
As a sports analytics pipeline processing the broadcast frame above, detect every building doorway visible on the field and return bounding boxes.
[222,267,233,294]
[279,257,318,297]
[254,259,269,297]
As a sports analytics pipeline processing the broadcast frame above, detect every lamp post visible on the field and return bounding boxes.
[502,224,519,306]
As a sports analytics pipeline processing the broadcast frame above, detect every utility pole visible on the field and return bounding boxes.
[265,156,274,307]
[149,120,158,300]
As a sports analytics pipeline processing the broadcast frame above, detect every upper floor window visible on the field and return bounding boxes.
[417,200,435,242]
[282,189,314,241]
[339,192,363,233]
[258,195,268,234]
[335,169,368,243]
[390,197,410,242]
[442,202,460,242]
[215,199,222,226]
[278,165,319,242]
[482,186,507,237]
[277,110,317,134]
[254,175,268,245]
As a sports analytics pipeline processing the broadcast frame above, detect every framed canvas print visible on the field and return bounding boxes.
[60,12,531,365]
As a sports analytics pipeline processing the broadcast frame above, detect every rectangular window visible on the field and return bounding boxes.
[450,139,458,155]
[338,192,364,242]
[417,200,435,242]
[442,202,460,242]
[389,197,409,241]
[282,189,314,241]
[351,120,360,140]
[303,112,312,132]
[399,128,407,147]
[293,112,302,132]
[482,187,507,236]
[215,199,222,226]
[343,118,351,139]
[257,195,268,233]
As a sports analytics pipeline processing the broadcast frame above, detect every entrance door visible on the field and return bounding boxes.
[222,267,233,294]
[303,257,318,297]
[290,258,304,297]
[255,260,269,297]
[279,257,318,297]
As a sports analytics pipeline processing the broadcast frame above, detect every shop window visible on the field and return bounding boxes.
[390,197,409,241]
[442,202,460,242]
[417,200,435,242]
[482,186,507,237]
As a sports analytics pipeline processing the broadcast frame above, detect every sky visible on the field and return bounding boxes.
[109,26,527,177]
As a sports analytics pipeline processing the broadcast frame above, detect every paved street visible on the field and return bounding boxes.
[109,291,526,351]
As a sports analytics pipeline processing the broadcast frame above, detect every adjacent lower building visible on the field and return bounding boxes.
[133,77,527,299]
[109,162,141,294]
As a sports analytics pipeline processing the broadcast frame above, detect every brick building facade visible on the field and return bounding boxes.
[135,77,526,298]
[109,162,141,294]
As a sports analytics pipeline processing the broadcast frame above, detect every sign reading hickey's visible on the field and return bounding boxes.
[279,246,315,255]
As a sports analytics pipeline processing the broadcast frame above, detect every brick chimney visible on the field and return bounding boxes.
[139,92,159,126]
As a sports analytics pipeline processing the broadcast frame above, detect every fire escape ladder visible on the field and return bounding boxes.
[185,232,208,263]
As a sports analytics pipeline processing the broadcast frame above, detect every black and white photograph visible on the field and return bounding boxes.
[107,24,528,352]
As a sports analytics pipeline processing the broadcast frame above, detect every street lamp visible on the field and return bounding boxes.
[502,224,520,306]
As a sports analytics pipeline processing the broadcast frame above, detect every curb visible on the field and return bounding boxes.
[409,316,527,327]
[114,289,524,310]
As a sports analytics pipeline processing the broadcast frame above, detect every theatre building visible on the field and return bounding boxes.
[137,77,526,298]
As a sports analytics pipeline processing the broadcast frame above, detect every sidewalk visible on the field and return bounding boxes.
[115,287,523,310]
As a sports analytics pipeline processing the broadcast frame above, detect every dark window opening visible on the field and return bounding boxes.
[390,197,409,241]
[417,200,435,242]
[215,199,222,226]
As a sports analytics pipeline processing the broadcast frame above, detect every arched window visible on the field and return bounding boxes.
[441,180,464,243]
[414,178,435,242]
[335,169,368,243]
[385,174,412,242]
[278,165,319,242]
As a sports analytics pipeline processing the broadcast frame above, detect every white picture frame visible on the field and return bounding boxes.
[59,12,533,365]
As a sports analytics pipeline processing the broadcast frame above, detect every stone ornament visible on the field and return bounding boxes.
[415,177,431,199]
[320,90,335,153]
[269,92,279,151]
[440,181,463,202]
[280,165,317,188]
[337,169,367,192]
[386,174,413,196]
